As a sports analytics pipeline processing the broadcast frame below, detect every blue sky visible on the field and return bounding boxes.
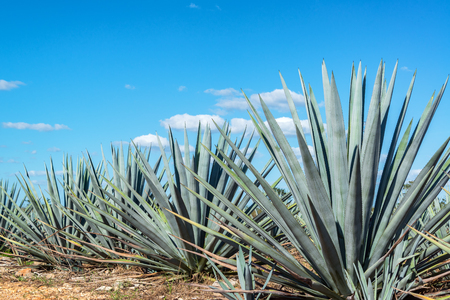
[1,1,450,186]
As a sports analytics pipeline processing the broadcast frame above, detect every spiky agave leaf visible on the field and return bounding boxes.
[194,246,276,300]
[181,61,450,298]
[0,158,130,267]
[0,180,22,251]
[63,122,276,273]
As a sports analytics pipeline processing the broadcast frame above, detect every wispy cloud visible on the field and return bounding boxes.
[400,66,413,72]
[47,147,61,152]
[25,150,37,154]
[189,3,200,8]
[205,88,240,97]
[0,80,25,91]
[229,117,311,136]
[0,145,6,148]
[268,117,310,136]
[133,133,169,149]
[22,141,33,145]
[125,84,135,90]
[206,88,306,113]
[178,85,186,91]
[5,159,19,163]
[160,114,225,131]
[407,169,422,182]
[292,145,316,160]
[27,170,64,176]
[160,114,312,137]
[3,122,71,132]
[180,144,195,153]
[215,5,221,10]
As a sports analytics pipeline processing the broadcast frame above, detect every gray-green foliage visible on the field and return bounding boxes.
[0,180,21,251]
[203,246,274,300]
[0,122,278,273]
[64,123,275,273]
[182,60,450,299]
[0,158,126,266]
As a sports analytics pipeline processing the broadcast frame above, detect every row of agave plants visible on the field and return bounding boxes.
[2,60,450,300]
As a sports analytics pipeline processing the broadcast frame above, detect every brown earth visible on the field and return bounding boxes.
[0,256,226,300]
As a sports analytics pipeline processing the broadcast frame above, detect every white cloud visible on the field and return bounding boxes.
[401,66,413,72]
[229,118,255,134]
[264,117,310,136]
[406,169,422,182]
[216,5,221,10]
[205,88,240,97]
[6,159,19,163]
[179,144,195,153]
[160,114,225,131]
[26,170,46,176]
[2,122,71,131]
[27,170,64,176]
[128,135,193,153]
[133,133,170,149]
[47,147,61,152]
[31,180,47,185]
[209,88,305,113]
[22,141,33,144]
[250,89,305,111]
[125,84,135,90]
[189,3,199,8]
[215,97,247,111]
[292,145,316,160]
[25,150,37,154]
[178,86,186,91]
[160,114,311,138]
[0,80,25,91]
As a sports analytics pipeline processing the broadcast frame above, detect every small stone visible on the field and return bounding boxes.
[15,268,32,277]
[212,281,220,287]
[96,286,112,291]
[228,279,238,286]
[70,277,85,281]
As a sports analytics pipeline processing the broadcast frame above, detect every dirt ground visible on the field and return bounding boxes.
[0,256,226,300]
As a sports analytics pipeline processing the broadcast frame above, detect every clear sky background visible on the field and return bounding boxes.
[1,1,450,187]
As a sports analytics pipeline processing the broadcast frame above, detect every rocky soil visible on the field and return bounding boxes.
[0,256,225,300]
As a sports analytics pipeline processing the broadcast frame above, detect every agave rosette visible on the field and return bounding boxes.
[178,60,450,299]
[64,123,278,273]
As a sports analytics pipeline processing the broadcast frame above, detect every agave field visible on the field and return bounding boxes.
[2,60,450,300]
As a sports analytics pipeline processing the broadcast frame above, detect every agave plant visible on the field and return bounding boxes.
[0,158,130,267]
[62,123,280,274]
[176,60,450,299]
[0,180,22,252]
[196,246,278,300]
[0,146,185,269]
